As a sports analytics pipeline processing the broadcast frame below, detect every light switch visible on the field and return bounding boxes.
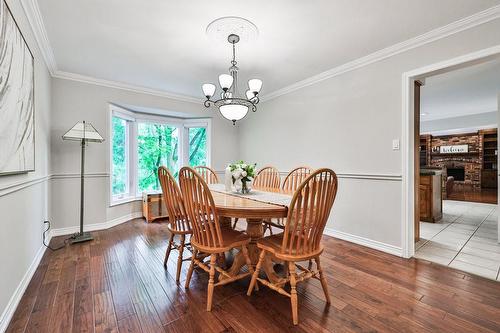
[392,139,400,150]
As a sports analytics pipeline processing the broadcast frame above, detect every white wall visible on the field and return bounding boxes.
[240,18,500,253]
[421,111,497,133]
[49,78,240,230]
[0,1,52,330]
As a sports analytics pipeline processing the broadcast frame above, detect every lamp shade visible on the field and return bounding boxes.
[202,83,216,98]
[219,104,248,122]
[62,121,104,143]
[245,90,255,100]
[218,74,233,90]
[248,79,262,93]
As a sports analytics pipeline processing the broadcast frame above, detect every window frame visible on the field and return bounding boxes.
[108,105,212,206]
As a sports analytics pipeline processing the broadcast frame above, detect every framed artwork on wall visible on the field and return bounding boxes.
[0,0,35,175]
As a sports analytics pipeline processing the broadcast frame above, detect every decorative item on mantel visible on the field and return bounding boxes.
[229,161,256,194]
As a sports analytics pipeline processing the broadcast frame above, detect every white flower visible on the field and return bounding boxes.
[241,163,247,169]
[232,169,242,179]
[241,171,247,177]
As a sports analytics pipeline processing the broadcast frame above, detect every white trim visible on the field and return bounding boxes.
[0,211,143,331]
[51,173,109,179]
[0,175,49,197]
[109,196,142,207]
[53,70,201,104]
[0,244,47,333]
[324,227,403,257]
[262,5,500,102]
[19,0,57,74]
[401,45,500,259]
[20,0,500,106]
[49,212,143,237]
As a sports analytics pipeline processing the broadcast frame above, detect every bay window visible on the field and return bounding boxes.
[110,106,211,204]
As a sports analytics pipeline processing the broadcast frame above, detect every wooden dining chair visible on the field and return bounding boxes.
[179,166,256,311]
[247,168,338,325]
[253,166,281,189]
[158,166,192,284]
[264,166,314,235]
[194,165,219,184]
[233,166,281,229]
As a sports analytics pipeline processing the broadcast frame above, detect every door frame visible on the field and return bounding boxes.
[401,45,500,258]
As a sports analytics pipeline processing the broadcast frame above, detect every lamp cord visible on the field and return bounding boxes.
[43,220,71,251]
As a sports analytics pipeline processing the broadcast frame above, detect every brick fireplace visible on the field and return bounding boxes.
[429,133,482,188]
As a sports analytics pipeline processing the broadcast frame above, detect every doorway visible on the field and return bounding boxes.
[402,46,500,281]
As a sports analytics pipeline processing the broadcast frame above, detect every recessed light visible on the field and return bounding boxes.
[421,113,428,116]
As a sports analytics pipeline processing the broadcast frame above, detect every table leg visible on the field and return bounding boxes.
[224,218,283,283]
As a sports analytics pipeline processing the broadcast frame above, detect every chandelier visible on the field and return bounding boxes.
[202,34,262,125]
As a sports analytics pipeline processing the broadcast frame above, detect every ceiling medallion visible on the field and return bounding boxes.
[202,17,262,125]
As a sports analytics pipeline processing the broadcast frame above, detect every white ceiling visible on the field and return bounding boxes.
[37,0,500,99]
[421,58,500,121]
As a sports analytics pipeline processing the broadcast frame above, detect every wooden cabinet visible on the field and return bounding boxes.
[481,169,497,189]
[142,192,168,223]
[480,129,497,188]
[419,173,442,223]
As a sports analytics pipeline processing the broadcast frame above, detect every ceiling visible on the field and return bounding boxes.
[421,58,500,121]
[37,0,500,99]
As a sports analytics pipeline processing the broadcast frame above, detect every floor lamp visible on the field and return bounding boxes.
[62,120,104,244]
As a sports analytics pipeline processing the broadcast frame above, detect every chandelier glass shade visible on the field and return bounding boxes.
[202,34,262,124]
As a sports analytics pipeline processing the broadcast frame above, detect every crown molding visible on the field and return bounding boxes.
[19,0,57,74]
[52,70,202,104]
[20,0,500,105]
[262,5,500,102]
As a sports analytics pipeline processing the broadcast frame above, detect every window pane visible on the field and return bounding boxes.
[137,122,179,193]
[189,127,207,167]
[112,117,127,196]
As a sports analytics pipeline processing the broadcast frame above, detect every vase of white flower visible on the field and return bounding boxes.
[229,161,256,194]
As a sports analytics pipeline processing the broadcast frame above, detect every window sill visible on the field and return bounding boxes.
[110,196,142,207]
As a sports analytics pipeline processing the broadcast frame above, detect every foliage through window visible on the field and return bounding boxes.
[112,117,127,196]
[137,123,179,193]
[189,127,207,167]
[110,107,210,202]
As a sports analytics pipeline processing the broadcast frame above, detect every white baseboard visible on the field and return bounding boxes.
[50,212,143,237]
[0,244,47,333]
[324,227,403,257]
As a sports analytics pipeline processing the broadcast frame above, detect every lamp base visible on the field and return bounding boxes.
[70,231,94,244]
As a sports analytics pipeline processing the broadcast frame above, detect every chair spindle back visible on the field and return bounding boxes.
[179,166,223,248]
[253,166,281,189]
[158,166,191,232]
[194,166,219,184]
[281,168,338,256]
[282,167,313,192]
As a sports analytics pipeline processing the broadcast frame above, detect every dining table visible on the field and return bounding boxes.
[208,184,292,283]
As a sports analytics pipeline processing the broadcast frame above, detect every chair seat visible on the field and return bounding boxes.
[192,228,251,253]
[257,233,323,261]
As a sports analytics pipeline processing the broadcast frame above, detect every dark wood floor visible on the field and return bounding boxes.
[447,187,497,204]
[7,218,500,333]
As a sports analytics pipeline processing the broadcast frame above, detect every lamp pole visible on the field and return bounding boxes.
[70,120,94,243]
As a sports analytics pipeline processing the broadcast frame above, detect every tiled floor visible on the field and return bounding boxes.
[415,200,500,281]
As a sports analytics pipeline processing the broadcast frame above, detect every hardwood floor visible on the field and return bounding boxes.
[7,218,500,333]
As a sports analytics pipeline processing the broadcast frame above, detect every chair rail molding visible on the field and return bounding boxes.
[401,45,500,259]
[216,171,402,182]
